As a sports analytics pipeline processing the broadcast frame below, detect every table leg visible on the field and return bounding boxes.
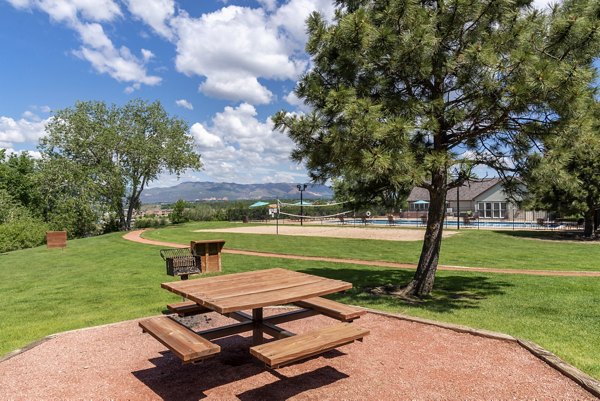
[252,307,264,345]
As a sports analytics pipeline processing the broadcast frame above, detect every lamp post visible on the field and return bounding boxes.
[297,183,307,226]
[457,185,460,231]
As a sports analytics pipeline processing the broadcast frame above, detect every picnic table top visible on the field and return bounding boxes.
[161,268,352,314]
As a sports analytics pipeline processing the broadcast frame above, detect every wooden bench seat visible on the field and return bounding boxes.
[167,300,210,316]
[293,297,367,321]
[249,322,369,368]
[139,316,220,363]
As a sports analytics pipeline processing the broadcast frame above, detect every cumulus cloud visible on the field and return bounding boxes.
[125,0,175,40]
[199,75,273,105]
[190,123,221,148]
[3,148,42,159]
[8,0,122,23]
[271,0,335,46]
[172,5,306,105]
[190,103,298,182]
[73,22,161,85]
[175,99,193,110]
[7,0,161,88]
[0,113,50,148]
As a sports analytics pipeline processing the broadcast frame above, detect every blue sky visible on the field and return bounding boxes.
[0,0,556,187]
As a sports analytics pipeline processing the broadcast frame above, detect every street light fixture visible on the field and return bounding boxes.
[297,183,307,226]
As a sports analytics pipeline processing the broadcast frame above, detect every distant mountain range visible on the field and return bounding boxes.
[141,181,334,203]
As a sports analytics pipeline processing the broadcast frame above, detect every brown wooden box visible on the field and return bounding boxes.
[190,240,226,273]
[46,231,67,248]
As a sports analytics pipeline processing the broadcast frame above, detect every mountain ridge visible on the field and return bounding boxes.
[142,181,333,203]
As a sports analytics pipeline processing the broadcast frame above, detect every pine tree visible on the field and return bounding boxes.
[274,0,600,296]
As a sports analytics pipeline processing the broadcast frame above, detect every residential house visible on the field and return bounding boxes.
[407,178,528,219]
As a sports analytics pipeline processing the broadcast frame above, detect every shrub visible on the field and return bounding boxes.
[0,213,48,253]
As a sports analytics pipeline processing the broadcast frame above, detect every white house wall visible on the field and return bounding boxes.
[474,184,511,202]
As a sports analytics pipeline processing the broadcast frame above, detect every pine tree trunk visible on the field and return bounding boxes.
[403,171,448,297]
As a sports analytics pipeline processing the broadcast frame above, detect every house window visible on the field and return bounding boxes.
[411,203,429,211]
[477,202,507,218]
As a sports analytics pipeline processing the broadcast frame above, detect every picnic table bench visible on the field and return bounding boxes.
[140,268,368,368]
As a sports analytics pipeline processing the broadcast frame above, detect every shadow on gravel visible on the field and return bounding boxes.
[298,267,512,314]
[132,335,349,401]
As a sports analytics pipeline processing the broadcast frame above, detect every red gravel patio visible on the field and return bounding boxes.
[0,309,596,400]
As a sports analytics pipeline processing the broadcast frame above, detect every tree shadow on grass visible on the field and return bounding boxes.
[493,230,587,242]
[296,267,512,314]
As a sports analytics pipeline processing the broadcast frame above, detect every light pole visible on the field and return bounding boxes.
[457,185,460,230]
[297,183,307,226]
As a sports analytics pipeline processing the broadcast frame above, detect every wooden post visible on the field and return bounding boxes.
[252,307,264,345]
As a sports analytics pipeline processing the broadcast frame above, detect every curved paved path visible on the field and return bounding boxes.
[123,230,600,277]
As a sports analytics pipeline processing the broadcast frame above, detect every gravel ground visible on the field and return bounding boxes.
[0,309,595,400]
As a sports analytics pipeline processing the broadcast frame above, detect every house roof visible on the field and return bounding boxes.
[407,178,501,202]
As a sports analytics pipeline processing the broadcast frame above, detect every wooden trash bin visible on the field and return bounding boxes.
[46,231,67,248]
[190,240,226,273]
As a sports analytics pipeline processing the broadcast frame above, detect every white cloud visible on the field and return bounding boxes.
[73,22,161,85]
[8,0,122,24]
[74,45,161,85]
[172,5,306,105]
[124,82,141,94]
[271,0,335,46]
[190,123,221,148]
[199,75,273,105]
[21,110,41,121]
[4,148,42,159]
[141,48,155,62]
[175,99,193,110]
[125,0,175,40]
[261,170,307,183]
[7,0,161,89]
[76,22,112,49]
[257,0,278,12]
[190,103,298,182]
[0,114,49,147]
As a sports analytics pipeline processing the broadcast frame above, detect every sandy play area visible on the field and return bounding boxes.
[194,224,457,242]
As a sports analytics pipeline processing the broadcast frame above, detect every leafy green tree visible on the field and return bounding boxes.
[40,99,202,231]
[0,187,48,253]
[170,199,189,224]
[0,150,41,213]
[35,158,103,237]
[274,0,600,296]
[524,101,600,238]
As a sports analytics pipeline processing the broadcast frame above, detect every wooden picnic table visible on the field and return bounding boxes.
[140,268,369,368]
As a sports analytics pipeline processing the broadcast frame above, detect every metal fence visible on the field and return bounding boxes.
[394,209,583,231]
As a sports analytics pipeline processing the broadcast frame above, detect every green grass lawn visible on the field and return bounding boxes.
[1,229,599,380]
[144,221,600,271]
